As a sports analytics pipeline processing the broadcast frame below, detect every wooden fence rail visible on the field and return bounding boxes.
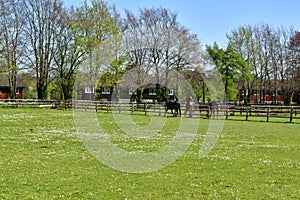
[0,99,58,108]
[1,99,300,122]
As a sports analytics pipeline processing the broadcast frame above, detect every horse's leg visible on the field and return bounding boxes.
[173,108,177,117]
[175,105,181,117]
[164,107,168,117]
[175,106,179,117]
[173,107,177,117]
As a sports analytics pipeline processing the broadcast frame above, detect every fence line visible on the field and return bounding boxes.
[0,99,58,108]
[1,99,300,122]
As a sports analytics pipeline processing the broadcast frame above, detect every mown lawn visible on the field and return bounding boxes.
[0,108,299,199]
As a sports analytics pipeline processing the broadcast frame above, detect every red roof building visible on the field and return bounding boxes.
[0,75,25,99]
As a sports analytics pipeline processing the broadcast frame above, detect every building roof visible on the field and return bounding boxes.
[0,74,26,88]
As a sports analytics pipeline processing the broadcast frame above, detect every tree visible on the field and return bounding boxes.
[52,6,87,100]
[0,0,25,99]
[276,27,291,104]
[73,0,118,100]
[183,69,206,103]
[123,7,201,102]
[286,30,300,104]
[226,23,298,104]
[23,0,63,99]
[123,9,153,102]
[95,7,128,101]
[206,43,249,102]
[226,25,254,104]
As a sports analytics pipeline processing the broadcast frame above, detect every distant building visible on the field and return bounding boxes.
[0,75,25,99]
[236,79,300,105]
[96,83,175,102]
[80,85,97,100]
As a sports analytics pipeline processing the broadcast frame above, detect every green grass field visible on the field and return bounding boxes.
[0,108,299,199]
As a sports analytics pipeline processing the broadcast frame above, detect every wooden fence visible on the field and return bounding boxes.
[1,99,300,123]
[204,104,300,123]
[0,99,58,108]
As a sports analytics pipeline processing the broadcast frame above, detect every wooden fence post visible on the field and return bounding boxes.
[74,100,77,110]
[131,102,134,114]
[246,106,249,121]
[290,106,293,123]
[225,105,229,119]
[144,103,147,115]
[266,106,270,122]
[159,104,162,116]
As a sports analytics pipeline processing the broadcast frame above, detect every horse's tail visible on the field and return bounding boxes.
[178,103,181,117]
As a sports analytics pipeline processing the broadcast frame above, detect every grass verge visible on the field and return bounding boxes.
[0,108,299,199]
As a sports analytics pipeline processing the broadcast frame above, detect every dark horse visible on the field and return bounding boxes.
[163,96,181,117]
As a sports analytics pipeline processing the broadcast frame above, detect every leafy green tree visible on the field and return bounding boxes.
[155,84,169,102]
[94,8,128,101]
[206,43,250,102]
[226,25,254,103]
[72,0,118,100]
[96,53,128,101]
[183,69,206,103]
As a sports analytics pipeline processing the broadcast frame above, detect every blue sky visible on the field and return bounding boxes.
[63,0,300,46]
